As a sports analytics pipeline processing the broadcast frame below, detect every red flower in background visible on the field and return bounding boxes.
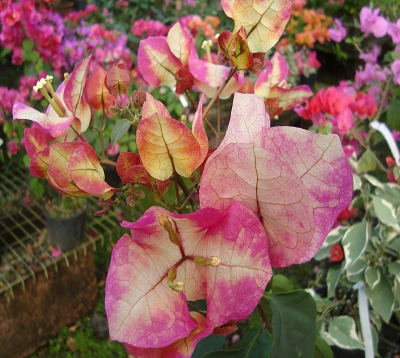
[329,244,344,262]
[337,205,356,221]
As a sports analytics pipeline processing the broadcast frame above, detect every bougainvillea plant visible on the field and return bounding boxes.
[12,0,353,357]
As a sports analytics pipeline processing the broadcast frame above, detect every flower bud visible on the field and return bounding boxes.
[132,87,146,109]
[206,256,221,267]
[167,267,184,292]
[158,214,181,245]
[194,256,206,267]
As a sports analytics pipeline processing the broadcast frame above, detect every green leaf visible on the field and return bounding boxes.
[363,174,383,189]
[356,149,376,173]
[365,266,380,289]
[3,121,13,139]
[314,335,334,358]
[23,154,30,168]
[327,263,344,298]
[353,174,362,190]
[387,98,400,131]
[192,334,225,358]
[326,316,363,350]
[388,261,400,277]
[35,58,43,73]
[375,183,400,208]
[346,257,369,283]
[394,277,400,306]
[111,119,131,146]
[371,195,399,230]
[22,39,34,52]
[366,274,394,323]
[30,177,45,198]
[234,324,272,358]
[201,325,271,358]
[388,237,400,254]
[342,219,368,271]
[269,290,317,358]
[270,274,294,294]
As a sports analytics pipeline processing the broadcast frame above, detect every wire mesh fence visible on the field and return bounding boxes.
[0,168,120,298]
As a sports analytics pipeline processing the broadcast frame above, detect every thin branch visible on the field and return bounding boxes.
[202,67,237,121]
[100,158,117,167]
[177,176,198,211]
[257,302,272,333]
[187,302,207,317]
[185,90,198,109]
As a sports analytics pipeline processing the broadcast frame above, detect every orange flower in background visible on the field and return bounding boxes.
[286,1,333,48]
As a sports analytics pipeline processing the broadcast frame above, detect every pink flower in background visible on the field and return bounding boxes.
[8,140,20,155]
[106,143,120,157]
[388,19,400,43]
[342,144,356,158]
[392,130,400,141]
[329,19,347,42]
[131,19,167,37]
[355,63,387,88]
[367,85,382,102]
[336,107,354,134]
[360,7,388,38]
[349,92,377,119]
[1,2,22,27]
[321,87,349,116]
[11,46,23,65]
[51,247,62,258]
[359,45,379,64]
[308,50,321,69]
[391,59,400,85]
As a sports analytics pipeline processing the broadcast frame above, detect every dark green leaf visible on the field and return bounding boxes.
[314,335,333,358]
[192,334,225,358]
[387,98,400,131]
[111,119,131,146]
[269,290,317,358]
[201,324,271,358]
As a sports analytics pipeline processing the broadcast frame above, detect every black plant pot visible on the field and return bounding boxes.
[103,164,121,189]
[43,204,87,252]
[331,346,364,358]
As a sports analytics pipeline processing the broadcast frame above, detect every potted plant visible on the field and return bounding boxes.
[42,194,87,252]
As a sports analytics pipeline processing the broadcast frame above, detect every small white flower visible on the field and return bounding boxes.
[201,40,213,50]
[33,80,44,92]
